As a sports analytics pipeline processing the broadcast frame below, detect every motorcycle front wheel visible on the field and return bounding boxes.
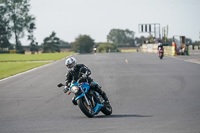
[77,98,94,118]
[159,55,163,59]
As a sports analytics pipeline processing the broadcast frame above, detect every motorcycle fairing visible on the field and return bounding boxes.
[93,103,104,114]
[74,82,90,101]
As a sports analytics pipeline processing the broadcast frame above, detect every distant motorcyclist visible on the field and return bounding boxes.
[157,43,164,59]
[157,43,163,51]
[64,57,109,104]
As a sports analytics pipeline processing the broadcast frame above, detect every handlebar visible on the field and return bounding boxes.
[57,83,69,93]
[57,75,88,88]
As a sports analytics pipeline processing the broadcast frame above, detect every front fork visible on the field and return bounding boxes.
[72,93,91,106]
[84,94,91,106]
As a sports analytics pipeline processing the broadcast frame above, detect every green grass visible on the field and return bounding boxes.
[0,52,74,62]
[0,62,48,79]
[0,52,74,80]
[121,49,137,52]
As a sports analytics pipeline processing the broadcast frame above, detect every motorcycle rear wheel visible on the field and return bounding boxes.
[101,103,112,115]
[77,98,94,118]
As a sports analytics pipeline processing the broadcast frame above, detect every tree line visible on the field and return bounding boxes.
[1,0,199,54]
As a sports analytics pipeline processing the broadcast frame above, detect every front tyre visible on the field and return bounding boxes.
[159,54,163,59]
[101,103,112,115]
[77,98,94,118]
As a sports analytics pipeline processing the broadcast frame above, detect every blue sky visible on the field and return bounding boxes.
[26,0,200,44]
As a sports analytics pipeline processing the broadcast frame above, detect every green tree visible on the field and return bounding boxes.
[1,0,35,51]
[0,25,10,49]
[59,40,71,48]
[42,31,60,53]
[30,42,39,54]
[107,29,135,47]
[97,43,120,53]
[28,22,38,54]
[0,4,11,49]
[71,35,94,53]
[135,36,146,45]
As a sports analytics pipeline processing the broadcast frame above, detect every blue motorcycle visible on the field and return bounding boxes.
[57,78,112,118]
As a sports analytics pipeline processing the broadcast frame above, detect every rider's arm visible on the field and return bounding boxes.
[63,72,72,93]
[78,64,91,77]
[84,66,91,76]
[65,72,72,86]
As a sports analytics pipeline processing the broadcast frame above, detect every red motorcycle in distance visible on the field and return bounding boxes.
[158,47,164,59]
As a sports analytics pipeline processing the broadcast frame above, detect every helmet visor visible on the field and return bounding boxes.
[66,63,74,68]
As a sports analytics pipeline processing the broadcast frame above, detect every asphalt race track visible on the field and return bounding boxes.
[0,52,200,133]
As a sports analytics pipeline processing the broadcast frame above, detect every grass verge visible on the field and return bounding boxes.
[0,62,49,79]
[0,52,74,80]
[0,52,74,62]
[121,49,137,52]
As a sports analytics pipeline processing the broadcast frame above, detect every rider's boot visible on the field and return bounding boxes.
[101,91,109,102]
[96,85,109,104]
[102,92,110,105]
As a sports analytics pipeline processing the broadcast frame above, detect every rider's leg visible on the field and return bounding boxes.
[90,82,109,102]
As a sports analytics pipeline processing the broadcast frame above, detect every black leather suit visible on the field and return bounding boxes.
[65,64,108,102]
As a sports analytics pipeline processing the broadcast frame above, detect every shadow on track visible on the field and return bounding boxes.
[94,114,153,118]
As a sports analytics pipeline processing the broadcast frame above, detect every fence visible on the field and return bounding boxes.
[141,43,176,56]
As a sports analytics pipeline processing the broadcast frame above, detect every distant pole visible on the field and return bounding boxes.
[159,24,161,39]
[154,24,156,38]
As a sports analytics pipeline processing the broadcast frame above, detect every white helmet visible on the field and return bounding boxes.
[65,57,77,71]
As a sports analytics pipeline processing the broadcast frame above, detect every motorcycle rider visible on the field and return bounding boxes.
[157,43,164,54]
[64,57,109,104]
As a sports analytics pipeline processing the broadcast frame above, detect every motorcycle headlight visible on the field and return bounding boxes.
[71,86,79,94]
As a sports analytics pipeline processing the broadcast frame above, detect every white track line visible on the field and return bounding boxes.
[171,56,200,65]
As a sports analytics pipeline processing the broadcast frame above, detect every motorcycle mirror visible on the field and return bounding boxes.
[57,83,64,87]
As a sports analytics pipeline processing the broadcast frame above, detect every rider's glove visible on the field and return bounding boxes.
[63,86,69,93]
